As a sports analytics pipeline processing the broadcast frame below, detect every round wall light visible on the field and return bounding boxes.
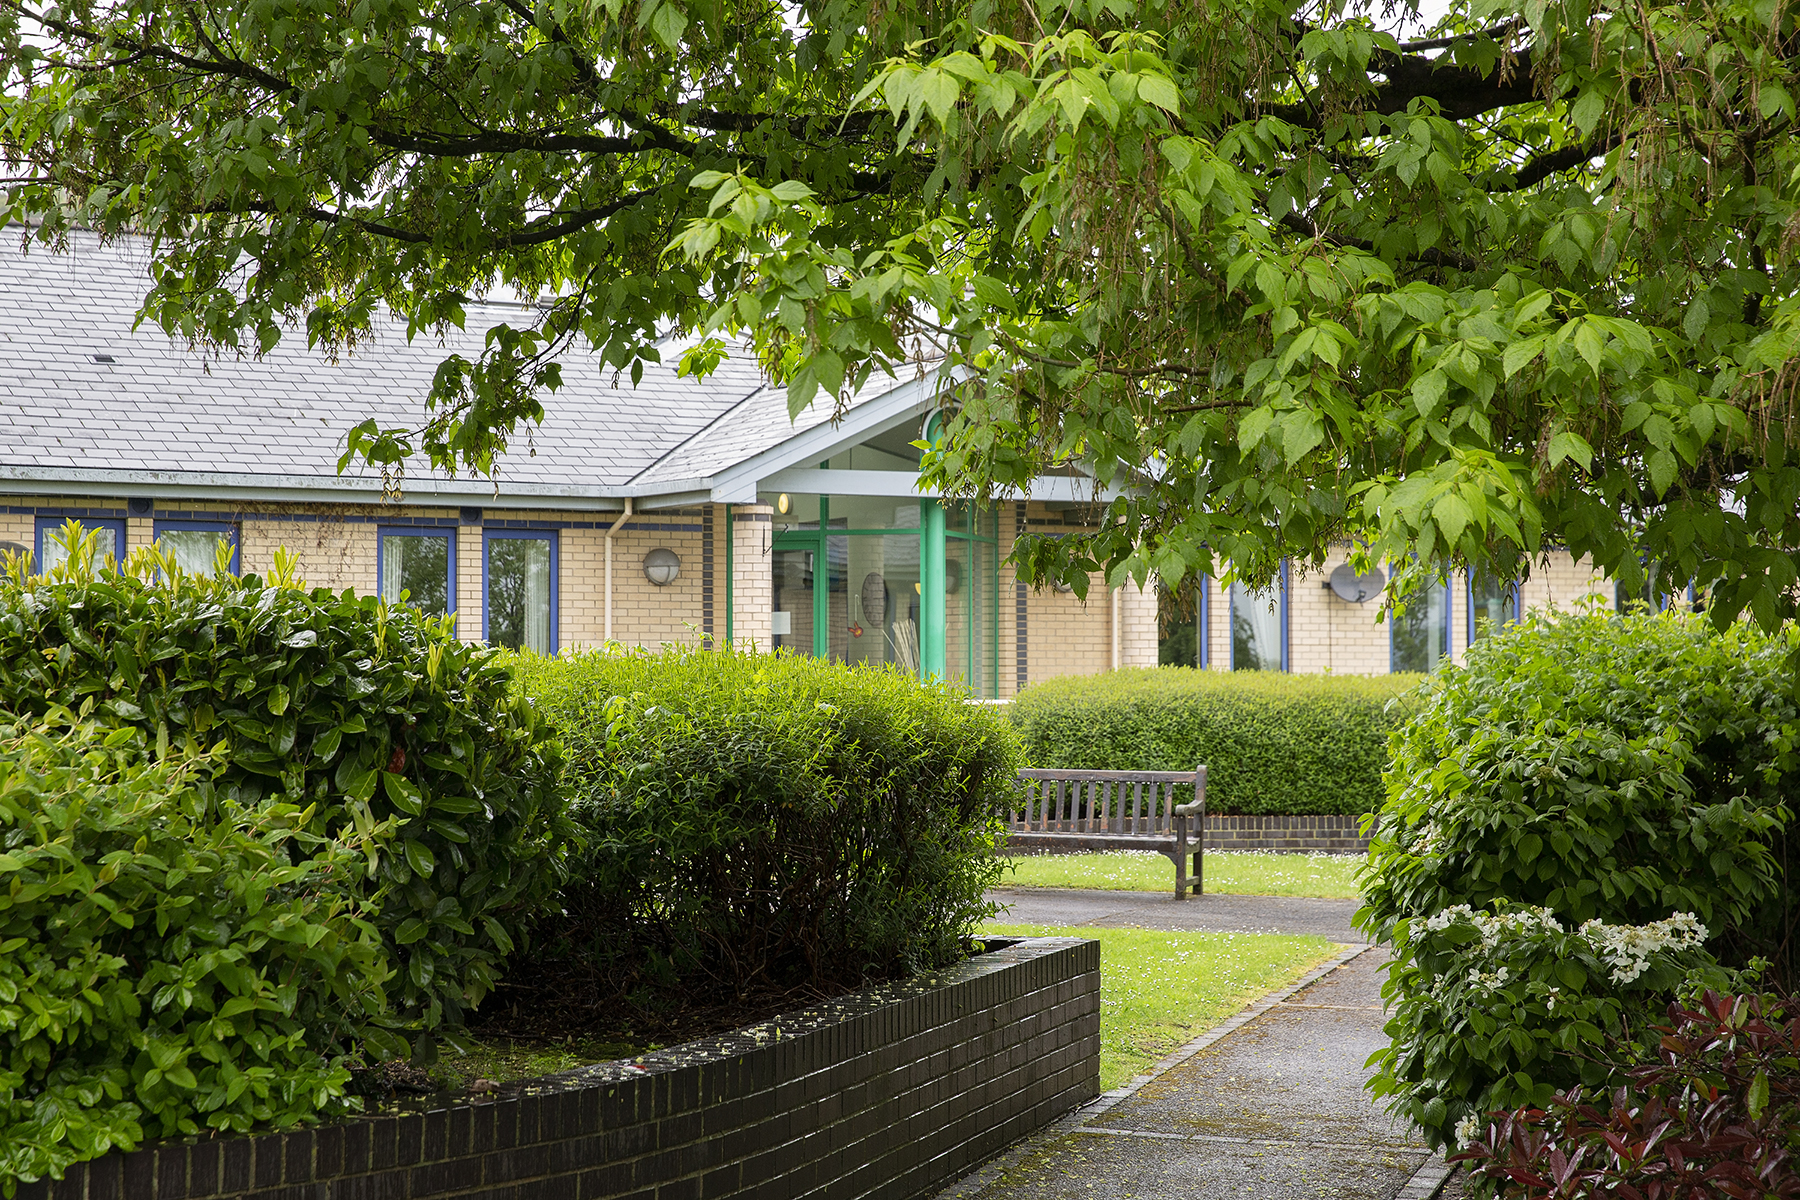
[776,493,791,514]
[643,547,682,586]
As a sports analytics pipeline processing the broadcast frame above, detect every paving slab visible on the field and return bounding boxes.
[932,948,1437,1200]
[986,887,1367,944]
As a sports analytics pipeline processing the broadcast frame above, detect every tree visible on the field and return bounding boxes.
[4,0,1798,622]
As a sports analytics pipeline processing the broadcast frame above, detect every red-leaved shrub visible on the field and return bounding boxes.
[1455,991,1800,1199]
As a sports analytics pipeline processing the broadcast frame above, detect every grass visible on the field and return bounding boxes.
[983,923,1338,1090]
[999,849,1364,898]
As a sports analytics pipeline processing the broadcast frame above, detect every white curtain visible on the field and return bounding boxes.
[162,530,225,575]
[39,524,118,574]
[521,540,551,653]
[1231,580,1282,670]
[381,536,408,604]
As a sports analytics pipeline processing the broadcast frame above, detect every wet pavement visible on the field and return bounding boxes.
[937,891,1448,1200]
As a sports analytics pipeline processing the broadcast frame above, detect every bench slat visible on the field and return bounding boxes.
[1019,768,1200,783]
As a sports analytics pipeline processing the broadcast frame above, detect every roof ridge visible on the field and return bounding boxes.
[625,377,770,484]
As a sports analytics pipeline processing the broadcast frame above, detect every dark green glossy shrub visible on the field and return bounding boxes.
[0,531,568,1046]
[0,712,393,1188]
[1008,668,1424,814]
[1359,607,1799,1151]
[506,647,1020,1004]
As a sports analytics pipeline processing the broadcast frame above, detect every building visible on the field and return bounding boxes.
[1,233,1639,692]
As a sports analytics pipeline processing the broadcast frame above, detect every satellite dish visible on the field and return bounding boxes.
[1328,562,1386,604]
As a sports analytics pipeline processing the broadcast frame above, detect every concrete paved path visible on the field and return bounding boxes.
[986,887,1368,944]
[938,891,1449,1200]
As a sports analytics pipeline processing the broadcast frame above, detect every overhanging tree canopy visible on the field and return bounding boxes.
[4,0,1798,623]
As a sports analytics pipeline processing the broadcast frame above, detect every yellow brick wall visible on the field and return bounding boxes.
[1288,550,1394,675]
[564,517,709,653]
[0,511,30,552]
[454,522,483,643]
[731,505,774,650]
[1119,575,1159,669]
[240,513,377,592]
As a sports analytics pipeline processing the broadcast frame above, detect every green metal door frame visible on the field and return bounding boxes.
[771,526,832,659]
[919,499,946,680]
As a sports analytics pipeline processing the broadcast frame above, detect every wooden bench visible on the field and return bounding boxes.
[1002,767,1208,899]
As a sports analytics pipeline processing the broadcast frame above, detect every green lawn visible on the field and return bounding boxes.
[999,849,1364,899]
[984,923,1337,1090]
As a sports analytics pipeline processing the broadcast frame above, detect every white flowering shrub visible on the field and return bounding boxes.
[1356,607,1799,1151]
[1369,902,1736,1150]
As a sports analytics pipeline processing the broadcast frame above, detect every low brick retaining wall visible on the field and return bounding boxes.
[1203,813,1370,853]
[22,938,1099,1200]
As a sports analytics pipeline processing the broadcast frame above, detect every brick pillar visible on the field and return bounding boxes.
[456,519,484,643]
[730,504,773,650]
[1118,573,1160,669]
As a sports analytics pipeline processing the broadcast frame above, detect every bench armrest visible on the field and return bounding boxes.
[1173,800,1206,817]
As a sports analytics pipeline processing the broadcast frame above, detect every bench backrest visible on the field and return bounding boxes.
[1006,768,1205,836]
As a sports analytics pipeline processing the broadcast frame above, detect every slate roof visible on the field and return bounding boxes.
[0,230,891,502]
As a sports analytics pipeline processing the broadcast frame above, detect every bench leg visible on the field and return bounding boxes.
[1193,847,1203,896]
[1173,818,1188,900]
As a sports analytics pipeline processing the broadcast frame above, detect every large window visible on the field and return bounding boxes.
[1467,571,1520,645]
[379,527,455,615]
[484,530,556,653]
[763,493,998,695]
[1390,579,1451,672]
[35,516,126,573]
[154,519,240,574]
[1230,567,1287,671]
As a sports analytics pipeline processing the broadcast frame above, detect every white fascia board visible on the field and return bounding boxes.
[705,369,957,504]
[761,468,1121,503]
[0,465,639,512]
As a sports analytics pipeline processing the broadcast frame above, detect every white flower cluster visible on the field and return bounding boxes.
[1578,912,1708,985]
[1422,904,1564,948]
[1454,1113,1483,1150]
[1422,904,1708,987]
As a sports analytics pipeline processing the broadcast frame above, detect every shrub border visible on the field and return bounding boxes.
[20,937,1100,1200]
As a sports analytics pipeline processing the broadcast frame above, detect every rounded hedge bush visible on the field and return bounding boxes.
[1007,668,1425,815]
[0,534,568,1048]
[0,712,392,1186]
[506,646,1021,1007]
[1358,606,1799,1150]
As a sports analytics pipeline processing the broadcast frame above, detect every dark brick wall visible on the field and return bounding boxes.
[22,938,1099,1200]
[1204,813,1370,853]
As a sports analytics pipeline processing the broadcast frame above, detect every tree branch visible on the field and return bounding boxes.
[1503,132,1624,191]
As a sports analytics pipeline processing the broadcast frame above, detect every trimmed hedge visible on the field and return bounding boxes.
[0,530,568,1048]
[506,646,1021,1006]
[0,712,390,1185]
[1358,607,1799,1150]
[1007,668,1425,815]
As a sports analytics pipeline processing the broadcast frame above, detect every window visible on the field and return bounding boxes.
[1158,577,1208,668]
[379,527,455,615]
[1467,571,1520,644]
[1229,566,1287,671]
[154,519,240,574]
[1614,562,1691,613]
[35,516,127,573]
[484,530,556,653]
[1390,578,1451,672]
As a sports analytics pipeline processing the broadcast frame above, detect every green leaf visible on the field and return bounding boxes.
[267,684,290,716]
[649,1,688,50]
[1412,370,1448,418]
[404,841,436,878]
[1547,431,1593,472]
[1137,74,1180,113]
[396,917,429,944]
[1748,1069,1770,1119]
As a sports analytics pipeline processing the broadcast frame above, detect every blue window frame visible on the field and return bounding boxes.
[1466,570,1521,645]
[34,516,127,573]
[1229,562,1289,671]
[154,519,240,574]
[378,527,456,616]
[483,529,558,653]
[1390,577,1452,672]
